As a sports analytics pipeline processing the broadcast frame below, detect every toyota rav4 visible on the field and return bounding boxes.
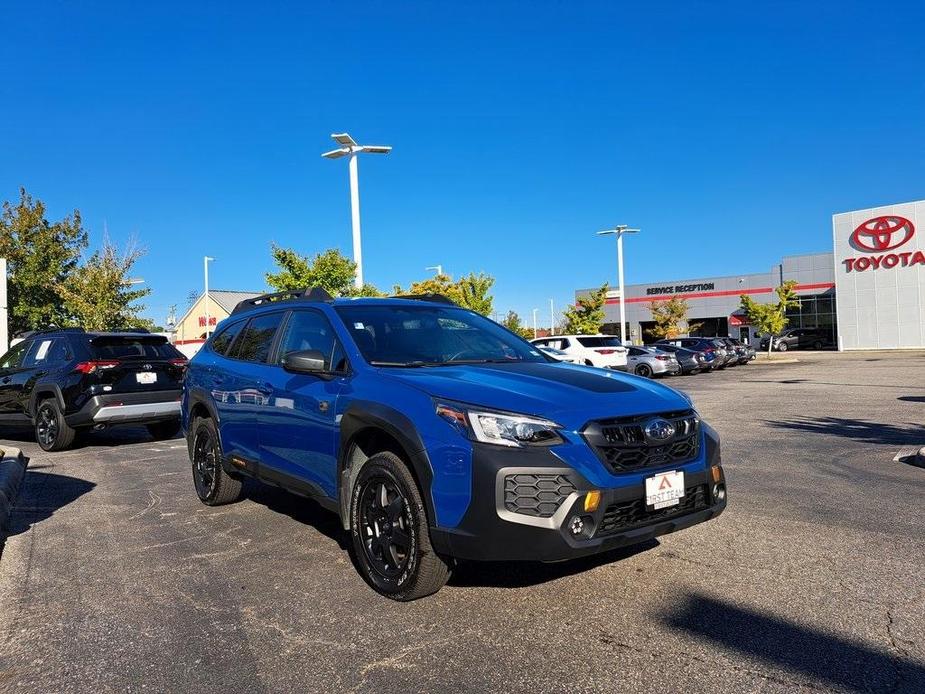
[182,289,727,600]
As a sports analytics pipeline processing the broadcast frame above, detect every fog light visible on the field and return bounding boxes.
[584,490,601,512]
[568,516,585,536]
[711,465,723,483]
[712,483,726,503]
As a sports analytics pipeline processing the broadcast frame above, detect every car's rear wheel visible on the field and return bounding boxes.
[634,363,653,378]
[147,420,181,440]
[812,340,823,350]
[190,416,242,505]
[350,451,450,601]
[777,342,789,352]
[34,399,76,452]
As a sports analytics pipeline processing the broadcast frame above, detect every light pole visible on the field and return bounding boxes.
[426,265,443,276]
[204,256,215,338]
[549,298,555,336]
[532,308,539,339]
[322,133,392,290]
[597,225,640,344]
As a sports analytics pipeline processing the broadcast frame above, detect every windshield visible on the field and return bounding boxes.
[576,336,622,348]
[335,304,547,366]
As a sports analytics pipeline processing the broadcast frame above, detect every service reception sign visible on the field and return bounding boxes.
[833,200,925,350]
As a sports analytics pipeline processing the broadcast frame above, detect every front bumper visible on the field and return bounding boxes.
[65,390,182,427]
[429,440,726,562]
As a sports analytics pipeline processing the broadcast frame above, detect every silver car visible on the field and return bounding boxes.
[626,346,681,378]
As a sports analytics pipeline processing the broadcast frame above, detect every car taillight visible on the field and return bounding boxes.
[595,349,617,354]
[169,358,188,367]
[73,360,120,374]
[656,355,669,361]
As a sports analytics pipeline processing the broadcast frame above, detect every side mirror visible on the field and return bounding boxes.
[281,349,327,375]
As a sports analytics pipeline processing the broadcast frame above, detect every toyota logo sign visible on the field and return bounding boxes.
[851,216,915,252]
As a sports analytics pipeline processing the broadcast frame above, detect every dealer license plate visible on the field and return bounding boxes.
[136,372,157,385]
[645,470,685,510]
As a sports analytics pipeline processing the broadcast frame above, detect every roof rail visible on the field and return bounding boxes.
[391,293,457,306]
[231,287,334,315]
[13,327,86,339]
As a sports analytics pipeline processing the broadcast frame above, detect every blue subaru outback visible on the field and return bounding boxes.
[182,289,726,600]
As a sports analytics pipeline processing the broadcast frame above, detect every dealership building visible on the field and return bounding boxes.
[576,199,925,350]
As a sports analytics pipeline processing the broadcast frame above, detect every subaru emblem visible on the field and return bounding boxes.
[644,418,675,442]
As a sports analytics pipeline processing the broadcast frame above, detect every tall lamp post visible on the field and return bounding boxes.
[426,265,443,276]
[203,256,215,338]
[322,132,392,290]
[532,308,539,339]
[596,225,640,344]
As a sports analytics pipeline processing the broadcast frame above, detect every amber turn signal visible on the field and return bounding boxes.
[584,490,601,512]
[711,465,723,483]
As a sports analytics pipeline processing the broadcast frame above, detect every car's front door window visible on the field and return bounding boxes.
[277,310,347,373]
[0,341,31,370]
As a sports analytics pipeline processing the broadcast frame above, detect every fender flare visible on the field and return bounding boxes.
[28,383,67,418]
[337,401,435,530]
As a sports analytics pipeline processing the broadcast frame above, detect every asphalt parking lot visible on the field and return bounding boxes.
[1,351,923,693]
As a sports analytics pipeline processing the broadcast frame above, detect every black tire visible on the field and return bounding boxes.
[189,416,242,505]
[34,399,76,452]
[147,419,182,440]
[812,340,823,350]
[777,342,789,352]
[584,359,594,366]
[634,363,653,378]
[350,451,450,601]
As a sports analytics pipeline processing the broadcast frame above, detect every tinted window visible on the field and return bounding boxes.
[277,310,345,372]
[577,337,622,348]
[234,312,284,363]
[334,304,543,366]
[211,320,245,356]
[628,347,645,356]
[90,337,182,360]
[24,338,69,367]
[0,341,31,369]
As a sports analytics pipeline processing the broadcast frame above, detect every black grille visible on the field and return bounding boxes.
[503,473,576,518]
[581,410,700,473]
[597,485,709,536]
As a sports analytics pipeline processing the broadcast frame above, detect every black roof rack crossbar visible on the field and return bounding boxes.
[391,293,457,306]
[231,287,334,315]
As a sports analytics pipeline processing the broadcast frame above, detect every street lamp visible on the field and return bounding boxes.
[203,256,215,338]
[532,308,539,339]
[322,132,392,289]
[426,265,443,276]
[549,298,555,336]
[597,225,640,344]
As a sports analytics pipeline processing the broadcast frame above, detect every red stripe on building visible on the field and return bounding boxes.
[606,282,835,305]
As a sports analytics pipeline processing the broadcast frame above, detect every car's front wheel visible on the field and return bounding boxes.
[350,451,450,601]
[634,363,653,378]
[777,342,789,352]
[34,399,76,452]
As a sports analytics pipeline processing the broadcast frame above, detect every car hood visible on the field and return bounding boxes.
[378,361,692,430]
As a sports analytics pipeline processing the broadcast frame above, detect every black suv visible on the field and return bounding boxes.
[0,328,187,451]
[760,328,830,352]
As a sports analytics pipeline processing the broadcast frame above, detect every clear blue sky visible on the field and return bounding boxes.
[2,2,923,326]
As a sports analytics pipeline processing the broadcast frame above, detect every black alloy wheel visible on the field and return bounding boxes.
[635,363,653,378]
[357,476,413,580]
[34,399,76,452]
[189,417,242,505]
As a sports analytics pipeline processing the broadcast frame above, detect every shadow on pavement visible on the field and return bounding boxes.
[0,424,178,450]
[241,480,350,551]
[449,539,659,589]
[5,466,96,537]
[767,416,925,447]
[663,593,925,693]
[898,396,925,403]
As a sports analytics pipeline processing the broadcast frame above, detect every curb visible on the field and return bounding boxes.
[749,358,800,365]
[0,447,27,535]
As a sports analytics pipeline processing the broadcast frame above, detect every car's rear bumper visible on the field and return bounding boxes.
[66,391,182,427]
[429,438,726,563]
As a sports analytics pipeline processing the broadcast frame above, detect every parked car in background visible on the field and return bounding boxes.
[625,346,681,378]
[531,335,628,371]
[728,338,757,362]
[184,290,727,600]
[654,343,709,374]
[657,338,726,371]
[760,328,831,352]
[535,345,578,364]
[0,328,187,451]
[717,337,748,365]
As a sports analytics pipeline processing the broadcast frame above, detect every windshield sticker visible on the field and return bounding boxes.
[353,322,365,330]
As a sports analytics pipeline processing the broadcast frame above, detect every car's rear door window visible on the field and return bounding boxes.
[233,312,285,363]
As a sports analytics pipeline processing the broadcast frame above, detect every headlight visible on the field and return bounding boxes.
[436,402,564,448]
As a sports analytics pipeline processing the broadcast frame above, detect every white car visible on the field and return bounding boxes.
[531,335,628,371]
[536,345,579,364]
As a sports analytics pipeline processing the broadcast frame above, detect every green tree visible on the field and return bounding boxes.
[57,239,154,331]
[500,310,534,340]
[648,297,691,340]
[395,272,495,316]
[265,245,384,297]
[563,284,608,335]
[0,188,88,334]
[739,280,800,356]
